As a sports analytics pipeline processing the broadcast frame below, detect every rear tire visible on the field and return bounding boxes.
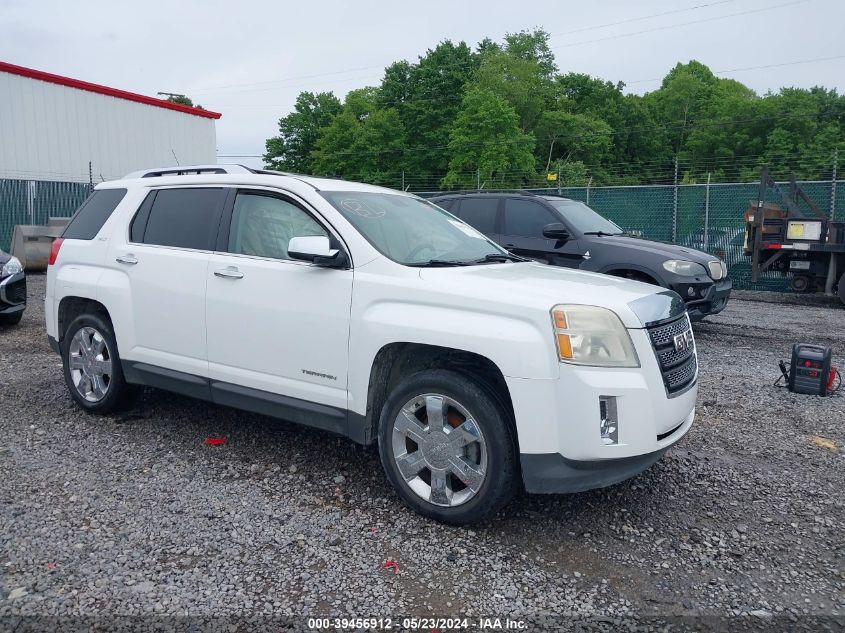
[378,369,518,525]
[790,274,814,293]
[61,313,137,414]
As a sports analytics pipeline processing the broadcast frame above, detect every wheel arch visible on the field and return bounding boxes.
[357,342,516,448]
[602,266,664,286]
[57,296,113,341]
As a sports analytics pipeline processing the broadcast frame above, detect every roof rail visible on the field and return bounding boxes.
[123,164,255,179]
[430,189,539,197]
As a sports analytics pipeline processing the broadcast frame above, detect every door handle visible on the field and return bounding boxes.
[214,266,244,280]
[115,254,138,265]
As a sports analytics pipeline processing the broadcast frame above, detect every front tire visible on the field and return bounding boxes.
[61,313,136,414]
[378,369,518,525]
[838,273,845,306]
[0,311,23,326]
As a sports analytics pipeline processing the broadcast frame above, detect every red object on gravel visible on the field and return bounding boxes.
[204,437,227,446]
[382,559,400,573]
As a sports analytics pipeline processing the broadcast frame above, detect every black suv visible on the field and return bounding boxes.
[430,192,731,321]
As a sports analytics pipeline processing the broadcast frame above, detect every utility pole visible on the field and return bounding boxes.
[477,168,480,192]
[672,156,679,243]
[586,176,593,206]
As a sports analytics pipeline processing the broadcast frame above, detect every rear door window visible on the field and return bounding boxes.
[455,198,498,235]
[134,188,226,250]
[503,199,556,237]
[62,189,127,240]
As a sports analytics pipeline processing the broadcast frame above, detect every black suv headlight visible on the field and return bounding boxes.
[1,256,23,277]
[662,259,708,277]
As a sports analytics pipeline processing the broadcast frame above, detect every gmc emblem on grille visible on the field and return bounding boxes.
[673,330,694,353]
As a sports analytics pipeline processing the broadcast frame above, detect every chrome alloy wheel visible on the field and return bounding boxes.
[391,394,488,507]
[68,327,112,402]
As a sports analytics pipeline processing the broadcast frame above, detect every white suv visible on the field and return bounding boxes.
[46,165,698,524]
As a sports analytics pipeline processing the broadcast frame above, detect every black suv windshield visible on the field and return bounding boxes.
[546,199,623,235]
[321,191,508,265]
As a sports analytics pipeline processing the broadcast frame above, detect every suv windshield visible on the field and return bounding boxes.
[321,192,507,265]
[546,199,623,235]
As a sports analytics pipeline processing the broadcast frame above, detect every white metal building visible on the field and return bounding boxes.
[0,61,220,183]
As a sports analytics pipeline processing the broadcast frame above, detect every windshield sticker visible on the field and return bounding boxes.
[448,219,485,239]
[341,198,385,219]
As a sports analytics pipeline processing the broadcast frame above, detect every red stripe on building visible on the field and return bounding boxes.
[0,60,221,120]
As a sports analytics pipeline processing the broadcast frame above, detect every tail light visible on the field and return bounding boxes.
[48,238,64,266]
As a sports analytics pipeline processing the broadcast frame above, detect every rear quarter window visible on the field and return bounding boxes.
[62,189,127,240]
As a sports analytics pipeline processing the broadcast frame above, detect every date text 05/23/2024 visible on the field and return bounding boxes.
[307,617,528,630]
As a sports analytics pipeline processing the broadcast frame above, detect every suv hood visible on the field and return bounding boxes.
[418,262,682,328]
[593,235,715,264]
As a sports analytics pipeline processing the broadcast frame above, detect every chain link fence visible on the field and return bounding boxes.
[1,174,840,291]
[0,178,93,252]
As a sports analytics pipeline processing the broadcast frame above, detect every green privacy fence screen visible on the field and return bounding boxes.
[0,178,92,252]
[1,176,841,291]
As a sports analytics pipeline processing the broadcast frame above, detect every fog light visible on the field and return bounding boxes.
[599,396,618,445]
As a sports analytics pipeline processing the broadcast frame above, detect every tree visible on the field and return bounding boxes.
[310,110,359,176]
[503,29,557,80]
[377,61,413,112]
[264,44,845,187]
[398,41,479,175]
[645,60,720,153]
[263,91,341,173]
[535,111,612,171]
[311,92,405,185]
[165,94,204,109]
[469,31,555,132]
[442,88,536,188]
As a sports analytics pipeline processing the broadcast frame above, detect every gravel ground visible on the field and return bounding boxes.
[1,276,843,631]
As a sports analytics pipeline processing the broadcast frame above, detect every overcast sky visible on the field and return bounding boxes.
[2,0,843,169]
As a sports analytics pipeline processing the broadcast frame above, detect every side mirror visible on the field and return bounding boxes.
[288,235,345,267]
[542,223,570,241]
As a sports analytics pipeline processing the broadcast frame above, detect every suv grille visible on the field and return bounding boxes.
[647,314,697,395]
[2,277,26,305]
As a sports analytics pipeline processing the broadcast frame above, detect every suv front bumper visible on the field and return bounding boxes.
[0,271,26,315]
[508,326,697,494]
[672,277,732,321]
[521,447,669,493]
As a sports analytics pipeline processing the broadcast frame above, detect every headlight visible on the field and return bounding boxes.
[662,259,708,277]
[550,305,639,368]
[706,260,723,280]
[1,256,23,276]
